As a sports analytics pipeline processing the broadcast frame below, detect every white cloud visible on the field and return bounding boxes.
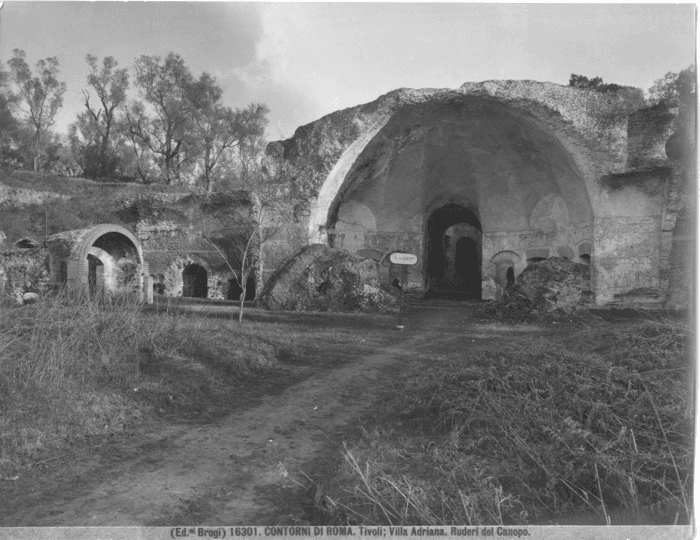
[231,4,304,90]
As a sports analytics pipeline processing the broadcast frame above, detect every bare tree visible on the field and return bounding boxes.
[7,49,66,172]
[199,151,291,323]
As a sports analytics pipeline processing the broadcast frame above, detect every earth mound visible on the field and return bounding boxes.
[478,257,593,322]
[258,244,397,312]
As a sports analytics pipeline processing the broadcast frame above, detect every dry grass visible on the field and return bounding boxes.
[0,292,283,475]
[0,293,389,478]
[334,314,694,526]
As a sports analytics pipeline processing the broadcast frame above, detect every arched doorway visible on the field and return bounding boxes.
[182,264,208,298]
[425,203,482,299]
[87,254,103,297]
[455,237,480,295]
[245,274,256,300]
[506,267,515,289]
[50,224,145,298]
[227,271,256,301]
[227,278,243,301]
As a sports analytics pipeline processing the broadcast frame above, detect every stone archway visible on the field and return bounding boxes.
[47,224,146,298]
[182,264,208,298]
[424,203,482,299]
[87,254,103,297]
[272,80,679,305]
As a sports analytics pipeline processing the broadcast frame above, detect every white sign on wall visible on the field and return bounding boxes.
[389,252,418,265]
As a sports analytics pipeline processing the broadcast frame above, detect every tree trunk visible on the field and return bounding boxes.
[100,121,112,178]
[238,286,245,324]
[204,147,212,192]
[33,131,41,172]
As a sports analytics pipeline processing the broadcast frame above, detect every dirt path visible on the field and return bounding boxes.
[1,303,479,526]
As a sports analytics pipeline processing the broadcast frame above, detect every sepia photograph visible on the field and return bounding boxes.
[0,2,695,537]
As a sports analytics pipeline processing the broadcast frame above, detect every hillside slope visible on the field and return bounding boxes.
[0,168,190,248]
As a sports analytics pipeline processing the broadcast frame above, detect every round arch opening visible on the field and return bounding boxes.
[312,96,595,302]
[87,254,104,297]
[183,264,208,298]
[86,232,140,296]
[226,271,257,301]
[424,203,482,299]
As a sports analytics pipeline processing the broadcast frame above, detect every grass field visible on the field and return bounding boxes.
[0,294,693,526]
[0,293,388,476]
[330,313,694,526]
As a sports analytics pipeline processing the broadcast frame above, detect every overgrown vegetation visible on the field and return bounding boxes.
[0,293,284,475]
[333,315,693,525]
[0,165,192,246]
[569,74,625,93]
[1,49,268,189]
[0,292,392,478]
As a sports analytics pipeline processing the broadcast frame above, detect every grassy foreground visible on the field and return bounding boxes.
[332,315,694,526]
[1,293,353,476]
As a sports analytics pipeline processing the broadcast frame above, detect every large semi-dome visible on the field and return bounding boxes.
[269,80,682,306]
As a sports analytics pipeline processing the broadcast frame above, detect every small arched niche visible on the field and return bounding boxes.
[526,248,549,265]
[557,246,576,261]
[490,250,522,290]
[578,241,592,266]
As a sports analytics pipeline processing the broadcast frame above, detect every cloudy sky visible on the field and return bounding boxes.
[0,2,695,141]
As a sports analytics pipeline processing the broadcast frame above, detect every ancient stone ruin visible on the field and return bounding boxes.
[259,244,397,312]
[0,224,149,303]
[268,80,694,309]
[0,79,694,311]
[129,191,261,301]
[0,191,268,305]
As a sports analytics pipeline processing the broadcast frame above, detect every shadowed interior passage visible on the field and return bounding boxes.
[425,203,482,299]
[182,264,208,298]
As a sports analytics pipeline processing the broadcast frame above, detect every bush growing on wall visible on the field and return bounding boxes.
[569,74,625,93]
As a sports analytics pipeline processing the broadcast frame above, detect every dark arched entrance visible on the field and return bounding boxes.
[425,203,482,299]
[182,264,208,298]
[227,278,243,301]
[455,237,480,294]
[506,267,515,289]
[245,274,256,300]
[88,254,103,297]
[227,271,256,301]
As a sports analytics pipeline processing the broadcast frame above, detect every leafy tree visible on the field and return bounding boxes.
[118,101,157,183]
[7,49,66,171]
[569,74,624,93]
[67,110,107,178]
[647,65,696,170]
[127,53,195,184]
[0,65,19,166]
[646,65,696,106]
[185,72,269,191]
[79,55,130,178]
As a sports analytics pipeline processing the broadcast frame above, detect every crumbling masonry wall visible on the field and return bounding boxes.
[0,248,50,304]
[269,80,686,307]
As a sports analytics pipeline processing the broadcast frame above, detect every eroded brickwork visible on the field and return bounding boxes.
[0,248,50,304]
